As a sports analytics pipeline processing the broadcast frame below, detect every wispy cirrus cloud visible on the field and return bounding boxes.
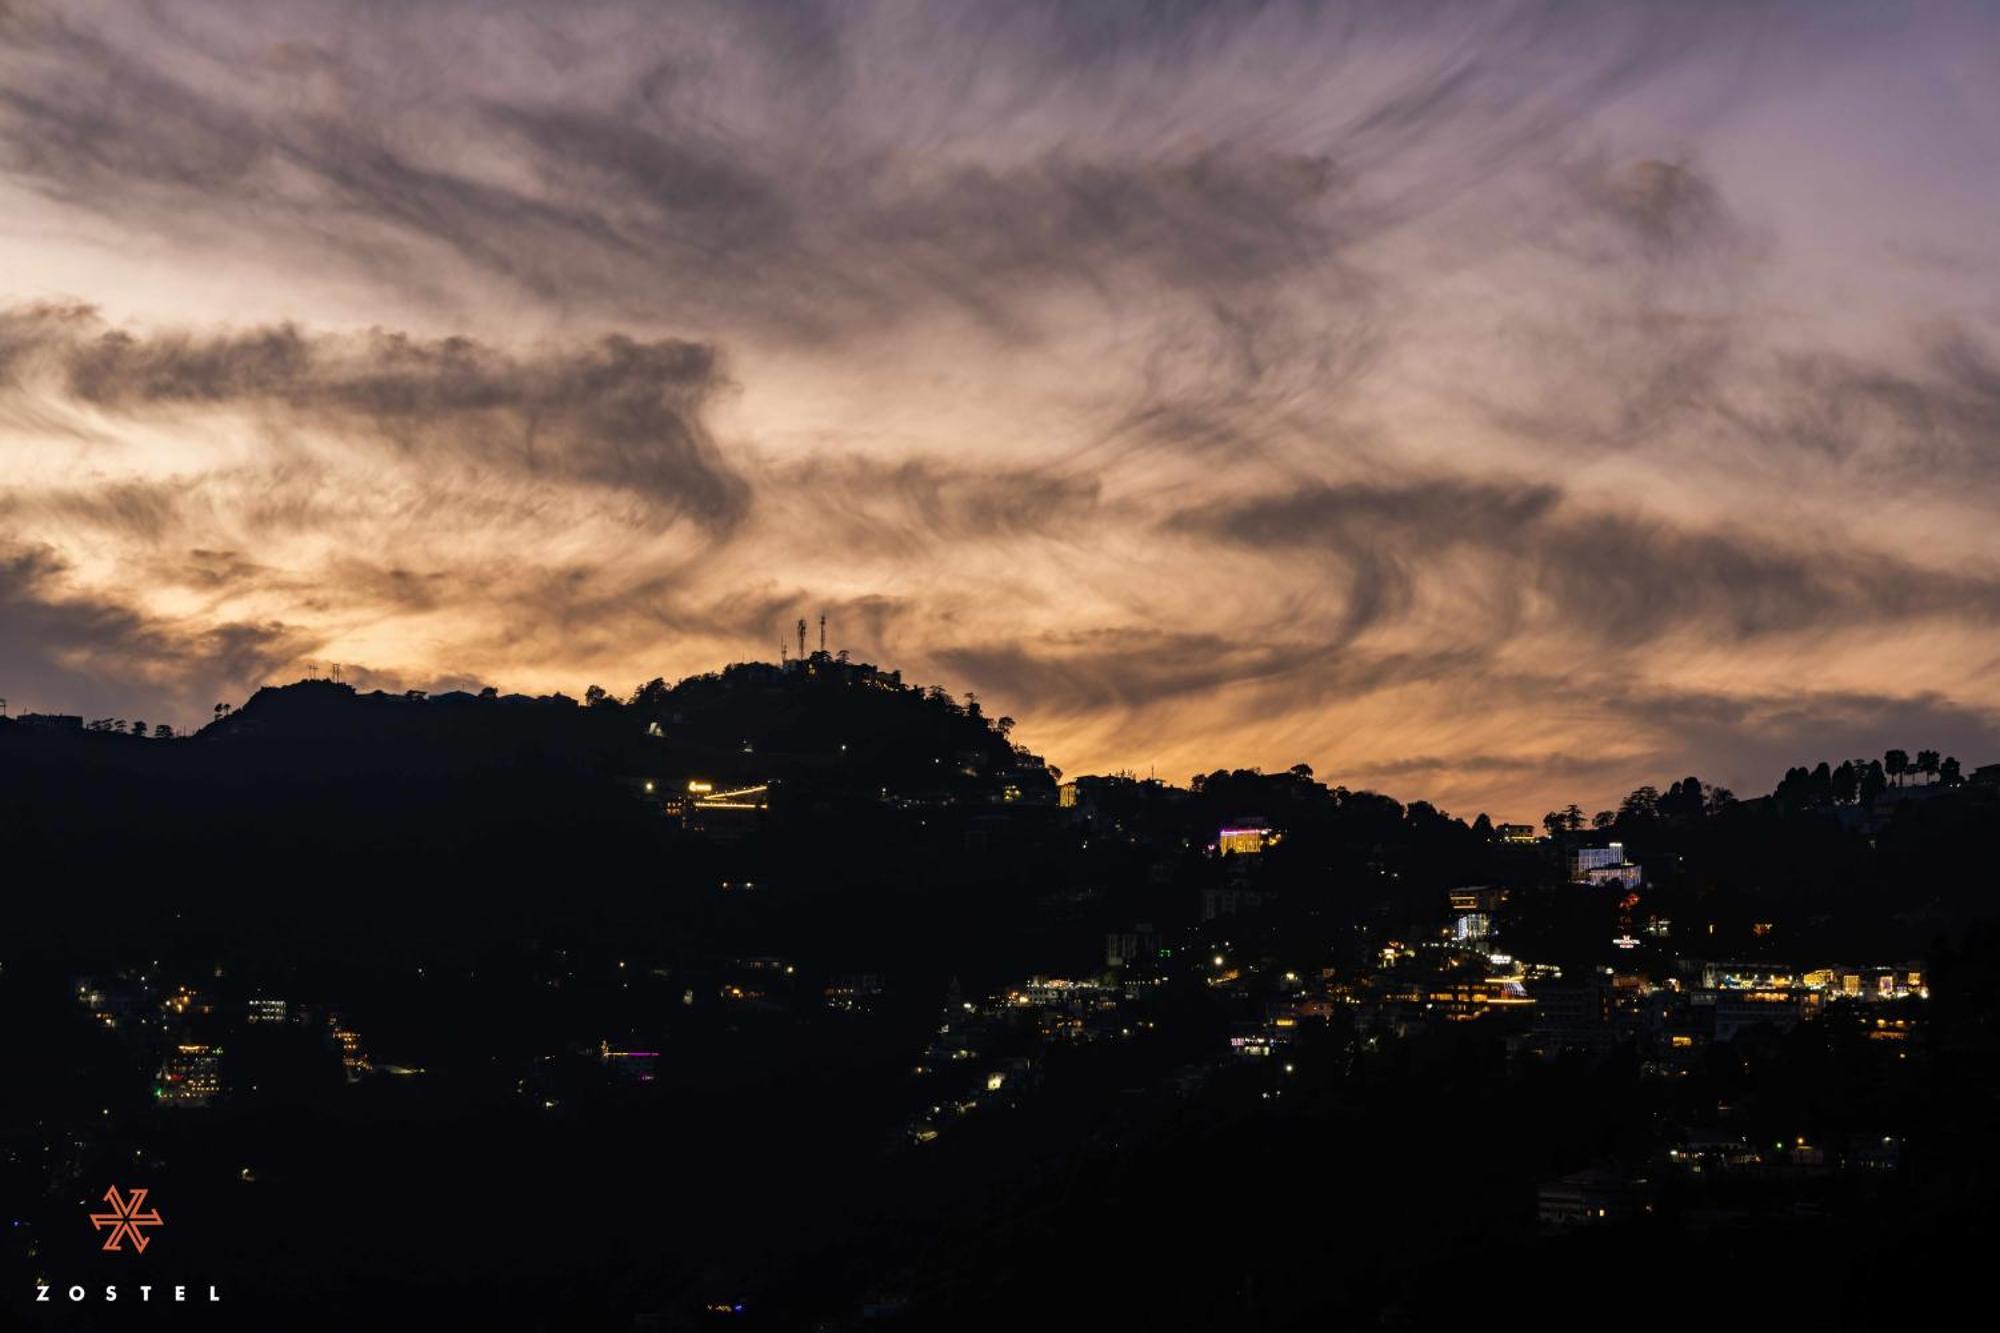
[1,303,746,526]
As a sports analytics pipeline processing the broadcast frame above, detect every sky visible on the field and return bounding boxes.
[3,0,1999,822]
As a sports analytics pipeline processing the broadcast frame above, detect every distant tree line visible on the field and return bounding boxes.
[1773,748,1962,810]
[1538,774,1734,841]
[82,718,177,739]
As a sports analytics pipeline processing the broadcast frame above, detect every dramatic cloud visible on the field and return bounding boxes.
[1170,478,2000,644]
[1,304,745,526]
[4,0,2000,817]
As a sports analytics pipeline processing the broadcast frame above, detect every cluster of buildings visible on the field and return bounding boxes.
[73,972,373,1109]
[1539,1128,1912,1230]
[1516,957,1926,1067]
[887,836,1935,1150]
[905,974,1163,1144]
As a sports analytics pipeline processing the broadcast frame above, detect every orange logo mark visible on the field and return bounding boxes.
[89,1186,163,1253]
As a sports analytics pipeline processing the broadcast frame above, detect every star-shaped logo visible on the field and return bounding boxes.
[89,1186,163,1253]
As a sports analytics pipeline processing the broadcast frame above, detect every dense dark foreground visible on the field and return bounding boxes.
[4,678,1999,1329]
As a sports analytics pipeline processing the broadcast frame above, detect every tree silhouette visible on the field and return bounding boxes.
[1885,749,1909,787]
[1617,786,1660,823]
[1917,749,1941,784]
[1860,760,1887,805]
[1660,776,1706,822]
[1941,755,1963,786]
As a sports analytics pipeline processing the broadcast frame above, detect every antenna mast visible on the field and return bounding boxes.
[796,618,807,661]
[818,613,826,655]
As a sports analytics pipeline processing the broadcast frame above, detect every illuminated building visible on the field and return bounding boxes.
[1448,887,1505,944]
[1699,961,1797,990]
[1010,976,1108,1007]
[247,997,287,1024]
[670,780,771,838]
[693,781,767,810]
[1422,976,1533,1020]
[1567,842,1644,888]
[1448,886,1505,914]
[329,1017,371,1081]
[1571,844,1627,875]
[1495,822,1540,844]
[1216,821,1276,855]
[156,1043,222,1107]
[1803,965,1927,1000]
[1229,1019,1292,1057]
